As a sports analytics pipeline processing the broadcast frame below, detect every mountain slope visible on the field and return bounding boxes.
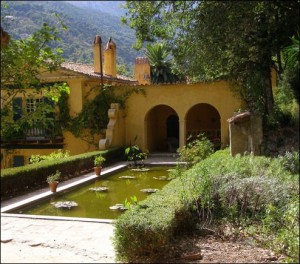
[2,1,139,73]
[66,1,126,17]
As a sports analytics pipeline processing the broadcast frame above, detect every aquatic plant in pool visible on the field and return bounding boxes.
[14,166,173,219]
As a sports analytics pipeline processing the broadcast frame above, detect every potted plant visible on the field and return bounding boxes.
[125,144,148,168]
[94,154,106,176]
[47,170,61,193]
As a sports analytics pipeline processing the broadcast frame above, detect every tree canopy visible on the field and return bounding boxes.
[122,1,299,122]
[144,42,183,84]
[1,10,69,142]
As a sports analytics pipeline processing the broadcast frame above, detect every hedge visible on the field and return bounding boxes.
[1,147,124,201]
[113,168,197,263]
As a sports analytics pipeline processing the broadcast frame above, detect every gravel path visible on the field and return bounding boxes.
[1,215,117,263]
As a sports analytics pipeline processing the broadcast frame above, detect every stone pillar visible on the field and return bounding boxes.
[179,118,186,148]
[227,112,263,156]
[143,119,148,151]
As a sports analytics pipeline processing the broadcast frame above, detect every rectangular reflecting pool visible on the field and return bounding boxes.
[10,166,173,220]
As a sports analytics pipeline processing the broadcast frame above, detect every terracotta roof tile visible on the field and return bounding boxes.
[60,62,136,83]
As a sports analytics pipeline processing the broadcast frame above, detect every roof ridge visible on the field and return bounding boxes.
[60,62,136,82]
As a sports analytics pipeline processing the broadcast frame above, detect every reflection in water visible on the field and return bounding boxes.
[15,166,173,219]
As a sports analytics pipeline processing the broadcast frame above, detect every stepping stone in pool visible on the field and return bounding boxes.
[140,188,159,193]
[131,168,150,172]
[119,176,136,179]
[51,201,78,209]
[153,176,172,181]
[109,204,127,211]
[89,187,109,192]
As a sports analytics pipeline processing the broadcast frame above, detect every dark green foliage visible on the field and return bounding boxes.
[57,89,71,127]
[1,147,124,201]
[124,144,148,168]
[144,42,183,84]
[282,31,299,104]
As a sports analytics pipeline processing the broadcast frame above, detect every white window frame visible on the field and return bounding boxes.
[26,98,43,113]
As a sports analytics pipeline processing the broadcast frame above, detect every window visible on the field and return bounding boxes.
[26,98,43,113]
[25,98,45,138]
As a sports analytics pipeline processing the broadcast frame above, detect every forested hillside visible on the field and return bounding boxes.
[66,1,126,17]
[2,1,139,73]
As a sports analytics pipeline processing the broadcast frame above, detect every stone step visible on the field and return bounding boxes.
[148,152,179,158]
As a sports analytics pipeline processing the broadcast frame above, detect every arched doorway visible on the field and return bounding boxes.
[166,115,179,152]
[186,103,221,149]
[167,115,179,138]
[145,105,179,152]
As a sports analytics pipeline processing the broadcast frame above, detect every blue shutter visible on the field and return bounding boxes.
[13,97,22,121]
[43,97,54,118]
[13,156,24,167]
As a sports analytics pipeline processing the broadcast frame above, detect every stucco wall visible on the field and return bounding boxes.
[1,76,244,168]
[1,148,63,168]
[63,131,101,155]
[67,78,84,116]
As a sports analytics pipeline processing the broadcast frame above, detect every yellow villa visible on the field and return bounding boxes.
[1,35,247,168]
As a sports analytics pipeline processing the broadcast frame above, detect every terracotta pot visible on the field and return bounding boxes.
[49,181,59,193]
[94,166,102,176]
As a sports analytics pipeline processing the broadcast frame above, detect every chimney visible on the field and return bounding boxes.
[104,37,117,77]
[134,57,151,85]
[93,35,103,74]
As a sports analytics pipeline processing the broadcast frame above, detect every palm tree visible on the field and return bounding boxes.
[144,43,182,84]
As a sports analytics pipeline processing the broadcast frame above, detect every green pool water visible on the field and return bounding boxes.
[15,166,173,219]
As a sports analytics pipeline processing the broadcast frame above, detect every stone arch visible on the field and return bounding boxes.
[145,105,179,152]
[185,103,221,149]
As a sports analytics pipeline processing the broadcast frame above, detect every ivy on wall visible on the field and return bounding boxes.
[58,84,145,146]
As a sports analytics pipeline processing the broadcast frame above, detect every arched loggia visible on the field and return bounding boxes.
[185,103,221,149]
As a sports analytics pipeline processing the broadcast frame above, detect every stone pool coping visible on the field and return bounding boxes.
[1,158,182,222]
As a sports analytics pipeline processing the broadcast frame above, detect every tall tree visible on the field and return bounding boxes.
[122,1,299,124]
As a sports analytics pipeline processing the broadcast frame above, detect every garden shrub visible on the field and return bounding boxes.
[113,148,299,263]
[124,144,148,168]
[184,150,299,261]
[29,149,70,164]
[277,151,299,175]
[244,194,299,262]
[177,133,214,168]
